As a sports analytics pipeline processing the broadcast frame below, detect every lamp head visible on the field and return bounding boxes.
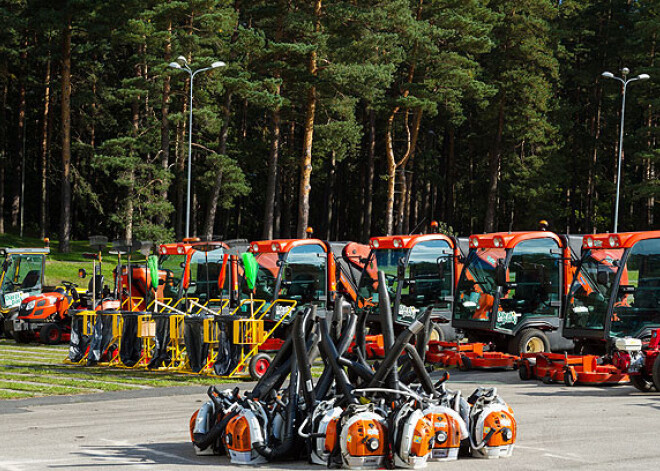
[602,71,614,79]
[621,67,630,76]
[638,73,650,80]
[177,55,188,64]
[168,62,181,69]
[211,61,226,69]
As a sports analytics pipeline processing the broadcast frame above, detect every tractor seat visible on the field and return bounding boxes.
[21,270,40,289]
[88,275,105,297]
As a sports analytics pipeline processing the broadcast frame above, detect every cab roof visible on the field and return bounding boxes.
[249,238,329,254]
[583,231,660,250]
[0,247,50,255]
[369,233,457,250]
[468,231,564,250]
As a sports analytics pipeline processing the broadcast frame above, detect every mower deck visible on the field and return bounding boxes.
[427,341,518,370]
[518,353,630,386]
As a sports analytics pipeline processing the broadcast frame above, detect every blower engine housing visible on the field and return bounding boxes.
[393,403,434,469]
[423,404,468,461]
[225,407,269,465]
[340,404,388,469]
[469,388,516,459]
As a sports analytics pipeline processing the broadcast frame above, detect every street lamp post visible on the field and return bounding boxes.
[601,67,650,233]
[169,56,226,238]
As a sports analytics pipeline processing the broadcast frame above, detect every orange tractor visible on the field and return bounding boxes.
[519,230,660,390]
[353,232,468,358]
[451,231,581,356]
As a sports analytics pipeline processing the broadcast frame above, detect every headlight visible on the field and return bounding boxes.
[586,237,594,248]
[393,239,402,248]
[271,243,279,252]
[177,246,184,254]
[372,239,380,249]
[252,244,259,252]
[25,300,36,311]
[609,236,618,247]
[471,238,479,248]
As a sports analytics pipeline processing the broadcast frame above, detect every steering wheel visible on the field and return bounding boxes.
[61,280,78,289]
[162,269,176,287]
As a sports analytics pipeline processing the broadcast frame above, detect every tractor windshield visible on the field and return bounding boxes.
[254,252,284,300]
[454,248,504,323]
[565,248,624,332]
[609,238,660,338]
[159,254,187,299]
[357,248,407,306]
[186,248,227,302]
[1,253,44,310]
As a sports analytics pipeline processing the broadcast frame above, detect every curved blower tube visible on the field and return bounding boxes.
[367,318,425,389]
[249,337,293,400]
[402,343,435,395]
[315,309,357,401]
[193,410,239,451]
[354,309,370,367]
[377,270,399,390]
[293,308,316,409]
[398,307,433,378]
[254,352,300,460]
[318,319,358,404]
[337,356,374,384]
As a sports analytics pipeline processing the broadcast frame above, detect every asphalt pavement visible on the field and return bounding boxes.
[1,369,659,470]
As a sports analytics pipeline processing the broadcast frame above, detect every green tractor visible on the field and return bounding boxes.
[0,247,49,337]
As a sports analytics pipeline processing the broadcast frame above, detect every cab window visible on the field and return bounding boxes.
[281,244,327,304]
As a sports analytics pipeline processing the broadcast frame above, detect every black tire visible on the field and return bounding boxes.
[40,323,62,345]
[563,369,576,387]
[511,329,550,355]
[458,355,472,371]
[652,355,660,391]
[12,331,31,344]
[428,323,445,343]
[249,353,272,381]
[518,361,531,381]
[630,374,655,393]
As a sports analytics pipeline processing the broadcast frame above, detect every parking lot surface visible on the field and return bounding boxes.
[1,369,659,470]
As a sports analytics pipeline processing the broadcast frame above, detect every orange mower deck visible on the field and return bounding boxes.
[517,353,630,386]
[426,341,518,370]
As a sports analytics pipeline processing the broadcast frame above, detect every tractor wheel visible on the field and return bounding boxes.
[249,353,272,381]
[428,323,445,343]
[40,323,62,345]
[652,356,660,391]
[563,369,576,387]
[458,355,472,371]
[630,374,656,393]
[12,331,31,344]
[512,329,550,355]
[518,361,531,381]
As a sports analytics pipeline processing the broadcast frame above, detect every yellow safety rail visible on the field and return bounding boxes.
[132,313,155,367]
[105,312,124,366]
[227,299,297,378]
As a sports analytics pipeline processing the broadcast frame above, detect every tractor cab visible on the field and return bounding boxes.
[157,239,246,308]
[453,232,580,354]
[0,247,49,316]
[356,234,466,333]
[564,231,660,350]
[249,238,366,322]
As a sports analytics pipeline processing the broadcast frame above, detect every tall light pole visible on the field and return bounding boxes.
[601,67,650,233]
[169,56,226,238]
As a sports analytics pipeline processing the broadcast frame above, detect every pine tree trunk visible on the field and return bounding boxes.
[361,108,375,241]
[262,101,281,239]
[40,49,51,239]
[159,21,172,224]
[485,98,505,232]
[14,35,28,231]
[296,0,321,238]
[204,92,232,240]
[325,150,336,239]
[59,16,73,253]
[0,83,5,234]
[444,127,455,226]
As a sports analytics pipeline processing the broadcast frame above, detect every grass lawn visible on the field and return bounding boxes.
[0,339,240,400]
